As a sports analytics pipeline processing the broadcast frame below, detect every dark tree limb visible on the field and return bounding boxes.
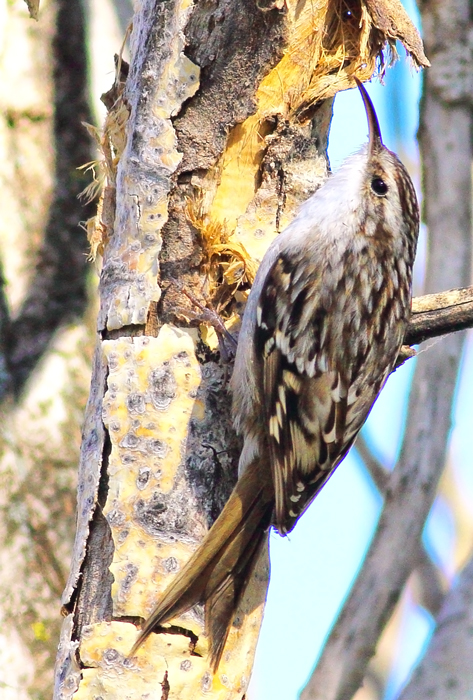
[393,285,473,369]
[4,0,95,398]
[0,265,11,396]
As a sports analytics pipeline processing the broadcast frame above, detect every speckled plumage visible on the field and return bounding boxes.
[130,82,419,671]
[233,134,418,533]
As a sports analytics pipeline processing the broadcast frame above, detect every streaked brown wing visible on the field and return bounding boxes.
[263,348,352,532]
[254,250,400,533]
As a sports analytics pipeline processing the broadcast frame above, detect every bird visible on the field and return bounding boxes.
[130,78,420,670]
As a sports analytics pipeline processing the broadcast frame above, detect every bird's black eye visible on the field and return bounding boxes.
[371,177,388,196]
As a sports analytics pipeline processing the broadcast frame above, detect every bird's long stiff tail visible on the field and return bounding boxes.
[130,463,274,670]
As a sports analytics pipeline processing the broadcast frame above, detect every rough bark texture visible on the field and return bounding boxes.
[172,0,286,173]
[300,1,472,698]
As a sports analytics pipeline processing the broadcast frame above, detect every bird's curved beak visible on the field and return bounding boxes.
[354,77,383,156]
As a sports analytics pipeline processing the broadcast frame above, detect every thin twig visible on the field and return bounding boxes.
[411,547,445,617]
[354,434,390,492]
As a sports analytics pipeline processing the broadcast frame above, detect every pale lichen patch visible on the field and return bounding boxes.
[75,622,169,699]
[102,327,205,619]
[97,323,266,693]
[76,619,260,700]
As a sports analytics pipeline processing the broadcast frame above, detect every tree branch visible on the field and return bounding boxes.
[394,285,473,370]
[354,433,390,493]
[411,547,445,618]
[406,286,473,346]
